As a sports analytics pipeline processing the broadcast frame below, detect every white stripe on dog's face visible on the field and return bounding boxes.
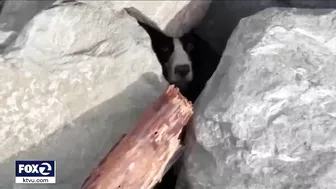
[165,39,193,88]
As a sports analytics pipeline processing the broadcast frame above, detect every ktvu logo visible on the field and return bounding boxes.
[15,160,56,184]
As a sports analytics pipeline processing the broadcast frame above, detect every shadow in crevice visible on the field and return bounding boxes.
[0,72,166,189]
[128,1,222,189]
[125,3,223,187]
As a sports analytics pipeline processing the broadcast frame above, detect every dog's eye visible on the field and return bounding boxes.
[161,47,169,52]
[186,43,194,52]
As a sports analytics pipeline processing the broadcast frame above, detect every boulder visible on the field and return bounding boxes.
[0,2,169,189]
[0,0,210,54]
[0,0,210,41]
[0,0,54,52]
[0,0,54,33]
[193,0,336,54]
[193,0,285,54]
[98,0,211,37]
[178,7,336,189]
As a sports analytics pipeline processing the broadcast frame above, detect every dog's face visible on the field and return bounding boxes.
[137,21,194,89]
[162,38,193,89]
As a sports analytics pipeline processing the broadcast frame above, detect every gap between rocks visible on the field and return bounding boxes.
[125,5,221,189]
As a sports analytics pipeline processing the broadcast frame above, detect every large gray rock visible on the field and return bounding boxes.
[99,0,211,37]
[0,0,210,53]
[179,8,336,189]
[0,0,54,51]
[194,0,336,55]
[0,2,168,189]
[0,0,54,33]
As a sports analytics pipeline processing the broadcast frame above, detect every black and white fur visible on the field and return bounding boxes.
[138,21,221,103]
[138,21,194,90]
[138,21,221,189]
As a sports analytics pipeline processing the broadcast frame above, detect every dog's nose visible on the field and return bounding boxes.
[174,65,190,77]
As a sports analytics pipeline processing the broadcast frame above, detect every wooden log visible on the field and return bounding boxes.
[81,85,193,189]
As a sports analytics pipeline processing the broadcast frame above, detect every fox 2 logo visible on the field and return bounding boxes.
[16,161,55,177]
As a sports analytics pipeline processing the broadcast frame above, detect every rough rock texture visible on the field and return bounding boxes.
[103,0,211,37]
[194,0,336,55]
[0,2,169,189]
[0,0,54,33]
[0,0,54,51]
[178,8,336,189]
[0,0,210,53]
[193,0,286,54]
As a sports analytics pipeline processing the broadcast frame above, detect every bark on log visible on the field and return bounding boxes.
[81,85,194,189]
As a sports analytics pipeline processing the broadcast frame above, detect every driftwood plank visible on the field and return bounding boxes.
[81,85,193,189]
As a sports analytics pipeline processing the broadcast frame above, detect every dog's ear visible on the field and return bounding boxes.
[137,21,174,64]
[137,21,169,42]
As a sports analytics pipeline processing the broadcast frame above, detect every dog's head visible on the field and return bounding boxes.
[138,21,194,89]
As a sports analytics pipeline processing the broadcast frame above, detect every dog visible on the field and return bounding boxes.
[137,21,221,103]
[138,21,221,189]
[137,21,194,91]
